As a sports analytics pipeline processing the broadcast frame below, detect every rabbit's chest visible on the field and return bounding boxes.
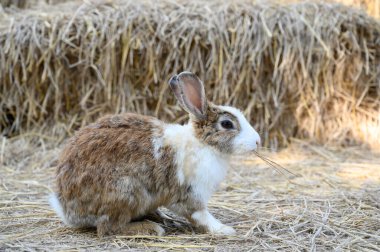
[178,146,229,203]
[162,123,229,203]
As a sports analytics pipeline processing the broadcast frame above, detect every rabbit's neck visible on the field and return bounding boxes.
[162,123,230,203]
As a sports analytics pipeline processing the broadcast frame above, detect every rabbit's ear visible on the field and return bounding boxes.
[169,72,207,120]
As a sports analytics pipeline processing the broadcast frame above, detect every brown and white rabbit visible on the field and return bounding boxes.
[50,72,261,237]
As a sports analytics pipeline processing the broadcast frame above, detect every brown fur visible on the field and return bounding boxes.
[55,113,200,236]
[193,103,241,154]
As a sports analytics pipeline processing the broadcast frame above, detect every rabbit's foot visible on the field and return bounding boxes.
[97,217,165,237]
[191,209,236,236]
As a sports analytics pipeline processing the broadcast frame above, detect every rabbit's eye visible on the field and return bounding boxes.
[221,120,234,129]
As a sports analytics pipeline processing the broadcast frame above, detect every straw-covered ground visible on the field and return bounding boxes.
[1,136,379,251]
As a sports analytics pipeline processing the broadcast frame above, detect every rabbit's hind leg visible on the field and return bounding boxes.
[96,214,164,237]
[123,221,165,236]
[96,213,129,237]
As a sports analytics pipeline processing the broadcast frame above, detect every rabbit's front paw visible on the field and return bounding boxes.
[191,209,236,236]
[210,224,236,236]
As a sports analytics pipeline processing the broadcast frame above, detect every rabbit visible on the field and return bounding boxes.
[49,71,261,237]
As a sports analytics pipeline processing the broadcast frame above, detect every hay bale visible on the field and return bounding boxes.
[0,0,379,148]
[0,0,70,9]
[333,0,379,18]
[278,0,380,18]
[1,0,379,18]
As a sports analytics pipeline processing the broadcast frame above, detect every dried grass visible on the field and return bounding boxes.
[0,0,379,149]
[0,0,67,9]
[1,0,379,18]
[333,0,380,18]
[278,0,380,18]
[1,136,379,251]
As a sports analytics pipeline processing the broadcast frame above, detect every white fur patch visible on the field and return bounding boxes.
[192,209,236,235]
[192,209,221,228]
[218,106,261,154]
[151,121,165,160]
[49,193,68,224]
[152,136,164,160]
[163,123,229,203]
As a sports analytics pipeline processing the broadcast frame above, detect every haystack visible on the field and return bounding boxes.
[0,0,379,149]
[0,0,66,8]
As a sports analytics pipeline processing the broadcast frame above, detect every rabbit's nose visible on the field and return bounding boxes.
[256,139,261,146]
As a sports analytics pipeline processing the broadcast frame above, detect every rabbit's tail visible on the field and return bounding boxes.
[49,193,68,224]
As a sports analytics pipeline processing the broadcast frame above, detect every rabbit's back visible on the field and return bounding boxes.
[55,113,180,226]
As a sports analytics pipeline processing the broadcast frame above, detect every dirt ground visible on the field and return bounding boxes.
[1,137,379,251]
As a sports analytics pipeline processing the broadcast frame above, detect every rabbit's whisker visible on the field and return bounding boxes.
[257,146,273,150]
[252,150,297,177]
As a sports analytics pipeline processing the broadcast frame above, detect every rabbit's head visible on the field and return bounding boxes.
[169,72,261,154]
